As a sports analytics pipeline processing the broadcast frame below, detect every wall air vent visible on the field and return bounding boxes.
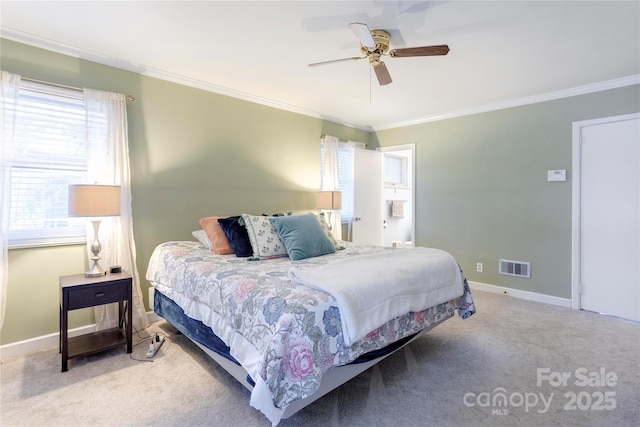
[499,259,531,278]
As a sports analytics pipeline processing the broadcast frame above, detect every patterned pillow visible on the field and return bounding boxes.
[241,213,288,259]
[317,212,340,249]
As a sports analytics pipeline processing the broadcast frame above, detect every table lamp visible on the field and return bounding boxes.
[316,191,342,231]
[68,184,121,277]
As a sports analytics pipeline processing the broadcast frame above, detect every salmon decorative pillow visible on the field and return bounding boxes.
[198,216,234,255]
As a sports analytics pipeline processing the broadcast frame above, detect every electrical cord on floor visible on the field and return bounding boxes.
[132,325,151,341]
[129,327,170,363]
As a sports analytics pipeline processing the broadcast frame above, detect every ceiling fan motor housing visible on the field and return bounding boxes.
[361,29,391,65]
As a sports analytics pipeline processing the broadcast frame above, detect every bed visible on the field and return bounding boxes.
[146,237,475,425]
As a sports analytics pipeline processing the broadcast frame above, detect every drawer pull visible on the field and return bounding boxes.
[95,292,105,298]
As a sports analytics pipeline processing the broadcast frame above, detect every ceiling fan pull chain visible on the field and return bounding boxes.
[369,65,373,104]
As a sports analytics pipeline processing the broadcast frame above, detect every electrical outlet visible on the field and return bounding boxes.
[476,262,483,273]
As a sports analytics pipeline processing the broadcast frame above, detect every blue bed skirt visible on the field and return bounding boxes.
[154,289,418,374]
[154,289,241,365]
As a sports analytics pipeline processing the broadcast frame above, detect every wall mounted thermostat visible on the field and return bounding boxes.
[547,170,567,182]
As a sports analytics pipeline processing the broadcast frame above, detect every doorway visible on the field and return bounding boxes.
[381,144,415,248]
[351,144,415,247]
[571,113,639,321]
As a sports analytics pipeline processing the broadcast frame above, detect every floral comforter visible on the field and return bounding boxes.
[146,241,475,425]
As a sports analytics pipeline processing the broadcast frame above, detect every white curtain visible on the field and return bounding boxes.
[84,88,149,332]
[0,71,21,331]
[321,135,342,239]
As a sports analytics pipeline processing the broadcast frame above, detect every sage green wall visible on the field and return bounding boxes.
[1,37,637,345]
[5,246,91,345]
[372,85,640,299]
[0,39,369,345]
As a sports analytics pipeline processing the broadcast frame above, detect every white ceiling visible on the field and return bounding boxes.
[1,1,639,131]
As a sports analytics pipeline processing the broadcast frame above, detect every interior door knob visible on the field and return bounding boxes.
[354,217,362,221]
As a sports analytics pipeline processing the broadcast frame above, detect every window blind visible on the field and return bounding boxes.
[8,81,87,246]
[320,141,355,222]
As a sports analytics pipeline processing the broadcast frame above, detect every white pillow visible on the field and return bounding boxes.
[241,214,288,259]
[192,229,212,250]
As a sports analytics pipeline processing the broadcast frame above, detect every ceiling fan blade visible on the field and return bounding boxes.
[308,57,365,67]
[390,45,450,57]
[349,22,376,48]
[373,62,392,86]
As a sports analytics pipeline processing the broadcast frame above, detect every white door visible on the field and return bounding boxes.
[577,114,639,321]
[352,148,383,245]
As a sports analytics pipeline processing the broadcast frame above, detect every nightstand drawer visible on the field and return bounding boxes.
[67,282,129,310]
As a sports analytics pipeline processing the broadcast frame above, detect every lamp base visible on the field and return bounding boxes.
[85,271,107,278]
[85,219,106,277]
[85,256,106,277]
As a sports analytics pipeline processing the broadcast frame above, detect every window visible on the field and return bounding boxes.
[384,153,408,188]
[8,81,87,247]
[320,141,355,222]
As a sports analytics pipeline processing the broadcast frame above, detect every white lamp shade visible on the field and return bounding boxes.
[68,185,121,217]
[316,191,342,210]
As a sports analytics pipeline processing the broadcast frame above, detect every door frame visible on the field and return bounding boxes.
[571,112,640,310]
[380,143,416,247]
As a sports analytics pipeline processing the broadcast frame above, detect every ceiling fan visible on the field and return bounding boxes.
[309,22,450,86]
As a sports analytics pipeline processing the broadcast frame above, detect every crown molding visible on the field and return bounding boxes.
[3,28,637,134]
[1,28,372,132]
[373,74,640,131]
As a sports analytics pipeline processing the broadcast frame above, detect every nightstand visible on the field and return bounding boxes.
[59,271,133,372]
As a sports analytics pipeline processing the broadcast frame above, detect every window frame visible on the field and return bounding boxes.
[7,81,88,249]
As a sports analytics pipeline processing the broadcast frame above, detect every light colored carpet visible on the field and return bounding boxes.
[1,290,639,427]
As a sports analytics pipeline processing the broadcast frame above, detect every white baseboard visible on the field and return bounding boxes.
[0,311,161,361]
[0,323,96,361]
[468,280,572,308]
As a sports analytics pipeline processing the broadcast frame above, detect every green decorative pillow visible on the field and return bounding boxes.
[269,213,336,261]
